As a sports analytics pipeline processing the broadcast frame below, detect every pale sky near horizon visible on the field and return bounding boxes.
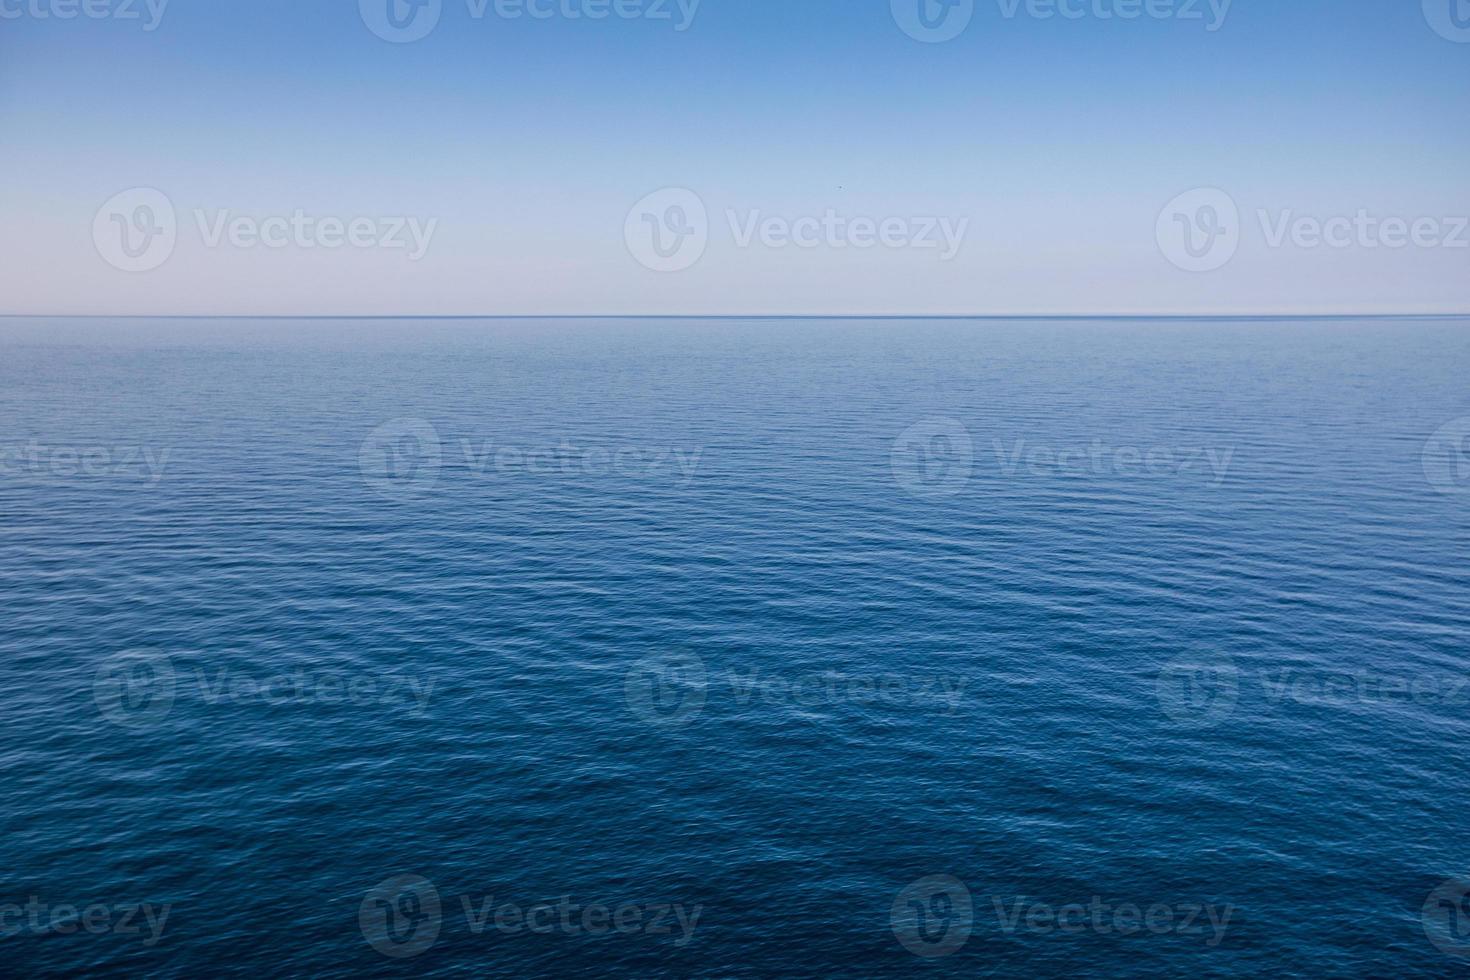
[1,0,1467,316]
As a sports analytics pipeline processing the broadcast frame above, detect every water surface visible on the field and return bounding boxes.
[1,317,1468,976]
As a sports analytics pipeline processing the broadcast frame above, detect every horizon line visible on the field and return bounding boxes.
[3,313,1470,322]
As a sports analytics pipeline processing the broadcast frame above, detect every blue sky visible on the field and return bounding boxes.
[1,0,1467,315]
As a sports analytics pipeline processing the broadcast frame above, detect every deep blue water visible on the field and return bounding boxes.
[1,317,1469,977]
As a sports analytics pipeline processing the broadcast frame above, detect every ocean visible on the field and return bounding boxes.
[1,316,1468,976]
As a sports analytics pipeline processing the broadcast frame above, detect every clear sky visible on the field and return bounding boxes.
[1,0,1467,315]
